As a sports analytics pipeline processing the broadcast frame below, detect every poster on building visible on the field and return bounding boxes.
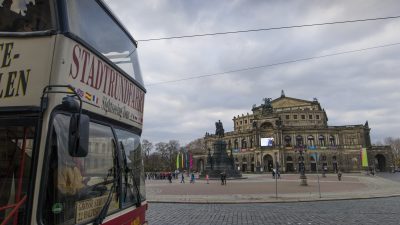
[260,138,274,147]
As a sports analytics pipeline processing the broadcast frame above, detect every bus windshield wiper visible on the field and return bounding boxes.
[93,139,120,225]
[120,142,142,207]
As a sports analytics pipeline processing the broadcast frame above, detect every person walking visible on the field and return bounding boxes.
[337,170,342,181]
[206,173,209,184]
[220,172,224,185]
[223,172,227,185]
[180,172,185,183]
[190,172,195,184]
[168,173,172,183]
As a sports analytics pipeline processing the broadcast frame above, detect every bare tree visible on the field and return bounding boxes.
[384,137,400,169]
[153,140,180,171]
[142,139,153,158]
[155,142,169,170]
[146,153,163,172]
[167,140,180,171]
[186,138,206,154]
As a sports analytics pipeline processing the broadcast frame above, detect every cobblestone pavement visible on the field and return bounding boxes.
[377,172,400,182]
[146,173,400,203]
[147,197,400,225]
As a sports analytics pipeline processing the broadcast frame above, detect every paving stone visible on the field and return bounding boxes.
[147,197,400,225]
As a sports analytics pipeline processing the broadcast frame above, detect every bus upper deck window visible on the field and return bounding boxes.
[0,0,53,32]
[65,0,144,86]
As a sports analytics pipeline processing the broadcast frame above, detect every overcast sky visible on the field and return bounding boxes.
[105,0,400,146]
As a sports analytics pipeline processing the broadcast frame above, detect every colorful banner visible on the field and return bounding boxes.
[176,153,180,169]
[361,148,368,167]
[181,152,184,168]
[185,152,188,169]
[189,153,193,169]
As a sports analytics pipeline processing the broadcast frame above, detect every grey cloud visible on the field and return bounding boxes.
[104,0,400,144]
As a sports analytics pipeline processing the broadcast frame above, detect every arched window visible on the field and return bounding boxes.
[310,156,315,162]
[318,135,325,146]
[333,156,337,161]
[287,156,293,161]
[296,135,303,146]
[307,135,315,146]
[329,135,335,146]
[234,139,238,149]
[321,155,327,161]
[260,122,273,129]
[284,135,292,147]
[241,138,247,149]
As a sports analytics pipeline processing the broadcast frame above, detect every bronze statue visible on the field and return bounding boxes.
[215,120,224,137]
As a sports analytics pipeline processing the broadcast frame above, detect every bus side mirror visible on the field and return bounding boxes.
[69,113,90,157]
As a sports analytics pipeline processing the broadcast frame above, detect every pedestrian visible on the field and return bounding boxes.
[168,173,172,183]
[223,172,227,185]
[206,173,209,184]
[337,170,342,181]
[323,165,328,178]
[220,172,224,185]
[190,172,195,184]
[180,172,185,183]
[272,168,276,179]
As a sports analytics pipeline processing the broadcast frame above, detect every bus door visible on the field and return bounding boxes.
[0,117,37,225]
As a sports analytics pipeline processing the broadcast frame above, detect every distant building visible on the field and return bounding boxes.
[193,91,392,173]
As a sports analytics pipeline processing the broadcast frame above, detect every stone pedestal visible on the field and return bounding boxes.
[201,140,242,179]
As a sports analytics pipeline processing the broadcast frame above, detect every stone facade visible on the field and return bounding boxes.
[194,91,392,173]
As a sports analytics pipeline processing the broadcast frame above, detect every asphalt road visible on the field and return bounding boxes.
[147,196,400,225]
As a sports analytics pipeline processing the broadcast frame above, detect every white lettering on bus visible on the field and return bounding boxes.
[68,44,144,113]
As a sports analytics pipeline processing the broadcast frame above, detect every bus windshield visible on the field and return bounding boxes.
[0,121,35,224]
[0,0,53,32]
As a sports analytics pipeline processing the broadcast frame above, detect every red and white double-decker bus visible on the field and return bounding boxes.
[0,0,147,224]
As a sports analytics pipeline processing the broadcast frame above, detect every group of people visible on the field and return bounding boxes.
[178,172,196,184]
[272,168,281,179]
[165,171,227,185]
[146,171,179,180]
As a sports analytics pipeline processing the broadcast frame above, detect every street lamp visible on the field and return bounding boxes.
[295,144,307,186]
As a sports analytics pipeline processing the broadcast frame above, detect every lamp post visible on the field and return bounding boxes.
[295,145,308,186]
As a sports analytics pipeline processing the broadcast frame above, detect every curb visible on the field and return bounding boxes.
[147,193,400,204]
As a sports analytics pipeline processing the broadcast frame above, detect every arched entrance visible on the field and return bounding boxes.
[332,156,338,173]
[375,154,386,172]
[242,157,248,172]
[197,159,205,173]
[298,156,304,174]
[310,156,316,172]
[286,156,294,172]
[263,154,273,172]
